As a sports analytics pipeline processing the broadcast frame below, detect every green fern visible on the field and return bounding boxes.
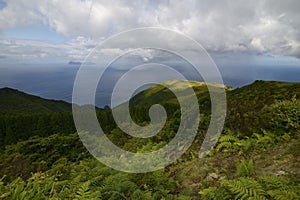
[253,131,275,149]
[215,135,240,152]
[131,189,152,200]
[219,135,239,143]
[267,189,299,200]
[237,159,255,177]
[4,174,56,200]
[100,173,138,199]
[235,138,253,153]
[215,141,232,152]
[258,176,290,190]
[221,177,268,200]
[90,175,104,187]
[259,176,300,200]
[199,186,231,200]
[74,181,92,200]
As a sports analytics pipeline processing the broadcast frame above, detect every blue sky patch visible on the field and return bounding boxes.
[0,26,67,43]
[0,1,6,9]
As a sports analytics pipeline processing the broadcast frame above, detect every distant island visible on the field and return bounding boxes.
[68,61,82,65]
[68,61,97,65]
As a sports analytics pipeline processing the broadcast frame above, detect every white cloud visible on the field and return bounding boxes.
[0,0,300,58]
[250,38,265,52]
[0,38,86,61]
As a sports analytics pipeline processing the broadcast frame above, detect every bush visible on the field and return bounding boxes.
[260,98,300,135]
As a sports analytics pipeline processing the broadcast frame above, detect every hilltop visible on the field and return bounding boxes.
[129,80,228,106]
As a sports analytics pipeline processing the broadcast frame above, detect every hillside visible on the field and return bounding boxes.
[0,87,72,114]
[130,80,227,106]
[226,80,300,134]
[0,80,299,199]
[131,79,299,108]
[130,80,300,135]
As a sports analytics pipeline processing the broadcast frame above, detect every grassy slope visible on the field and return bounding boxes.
[131,79,299,107]
[226,80,300,134]
[0,87,72,114]
[130,80,226,105]
[0,80,299,199]
[127,79,300,194]
[131,79,300,129]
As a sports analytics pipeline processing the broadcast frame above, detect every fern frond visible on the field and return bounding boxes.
[200,187,231,200]
[90,175,104,187]
[219,135,239,143]
[267,189,300,200]
[222,177,268,200]
[258,176,290,190]
[215,141,232,152]
[74,181,91,200]
[237,159,255,177]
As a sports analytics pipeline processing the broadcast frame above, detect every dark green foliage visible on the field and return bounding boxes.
[226,80,300,135]
[201,175,300,200]
[0,173,56,200]
[0,158,179,199]
[0,133,89,181]
[0,112,76,146]
[260,98,300,135]
[222,177,268,200]
[0,87,72,114]
[215,133,239,152]
[0,80,299,199]
[199,187,232,200]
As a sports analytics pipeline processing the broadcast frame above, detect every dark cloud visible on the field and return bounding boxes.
[0,0,299,58]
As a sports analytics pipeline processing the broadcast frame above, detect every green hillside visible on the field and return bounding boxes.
[0,87,72,114]
[130,80,226,107]
[226,80,300,135]
[131,79,299,110]
[0,80,299,199]
[131,79,300,134]
[0,88,75,146]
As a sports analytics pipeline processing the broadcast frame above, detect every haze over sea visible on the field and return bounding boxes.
[1,62,299,108]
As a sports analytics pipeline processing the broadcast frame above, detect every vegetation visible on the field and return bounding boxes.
[0,80,299,199]
[0,88,72,114]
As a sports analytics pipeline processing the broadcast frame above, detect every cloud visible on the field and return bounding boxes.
[0,38,88,62]
[0,0,300,58]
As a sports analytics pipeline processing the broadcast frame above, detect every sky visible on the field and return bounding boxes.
[0,0,300,62]
[0,0,300,106]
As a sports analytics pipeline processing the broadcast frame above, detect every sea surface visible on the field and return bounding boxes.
[1,63,299,108]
